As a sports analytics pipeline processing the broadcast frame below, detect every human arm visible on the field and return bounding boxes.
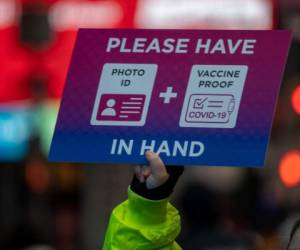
[102,151,184,250]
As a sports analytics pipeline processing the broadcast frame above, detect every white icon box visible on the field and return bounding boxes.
[180,65,248,128]
[91,63,158,126]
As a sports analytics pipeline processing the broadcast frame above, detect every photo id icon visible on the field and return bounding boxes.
[91,63,157,126]
[96,94,146,122]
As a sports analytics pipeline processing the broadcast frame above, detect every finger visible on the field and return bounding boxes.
[139,174,145,183]
[141,165,151,178]
[134,165,145,183]
[134,165,141,176]
[145,151,168,177]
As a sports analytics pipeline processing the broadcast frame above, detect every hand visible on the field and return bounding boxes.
[131,151,184,200]
[135,151,170,189]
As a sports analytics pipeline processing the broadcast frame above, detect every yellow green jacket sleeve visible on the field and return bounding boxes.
[102,187,181,250]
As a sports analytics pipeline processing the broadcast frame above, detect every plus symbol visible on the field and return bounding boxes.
[159,86,178,104]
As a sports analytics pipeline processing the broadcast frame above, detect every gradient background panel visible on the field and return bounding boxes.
[49,29,292,167]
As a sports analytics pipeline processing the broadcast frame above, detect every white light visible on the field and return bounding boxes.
[49,1,123,31]
[0,0,18,28]
[135,0,273,29]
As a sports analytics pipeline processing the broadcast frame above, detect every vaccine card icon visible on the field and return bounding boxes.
[91,63,157,126]
[185,94,235,124]
[179,65,248,128]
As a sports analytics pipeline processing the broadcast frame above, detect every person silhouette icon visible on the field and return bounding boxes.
[101,99,117,116]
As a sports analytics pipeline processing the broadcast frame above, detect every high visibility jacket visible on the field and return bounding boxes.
[103,187,181,250]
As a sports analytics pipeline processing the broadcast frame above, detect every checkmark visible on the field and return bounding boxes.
[193,98,208,109]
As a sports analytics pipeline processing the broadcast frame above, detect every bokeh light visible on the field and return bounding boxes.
[279,150,300,188]
[291,85,300,115]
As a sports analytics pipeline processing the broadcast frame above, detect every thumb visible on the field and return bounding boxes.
[146,151,166,174]
[145,151,169,189]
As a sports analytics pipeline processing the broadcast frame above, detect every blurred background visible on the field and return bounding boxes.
[0,0,299,249]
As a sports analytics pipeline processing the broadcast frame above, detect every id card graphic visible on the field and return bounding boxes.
[180,65,248,128]
[91,63,157,126]
[96,94,146,122]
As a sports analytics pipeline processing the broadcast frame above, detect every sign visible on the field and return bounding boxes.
[49,29,291,166]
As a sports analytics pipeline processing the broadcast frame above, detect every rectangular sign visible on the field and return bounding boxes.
[49,29,291,166]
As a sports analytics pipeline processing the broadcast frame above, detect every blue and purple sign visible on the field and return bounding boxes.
[49,29,292,166]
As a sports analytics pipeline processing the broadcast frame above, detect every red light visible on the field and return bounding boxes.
[279,150,300,188]
[291,85,300,115]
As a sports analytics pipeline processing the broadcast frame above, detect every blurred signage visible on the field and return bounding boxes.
[135,0,274,29]
[48,0,123,31]
[49,29,291,167]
